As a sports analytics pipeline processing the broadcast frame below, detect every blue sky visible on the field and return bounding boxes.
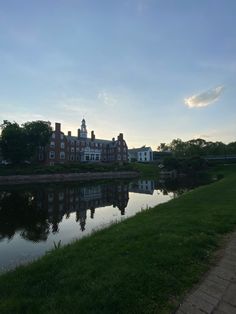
[0,0,235,149]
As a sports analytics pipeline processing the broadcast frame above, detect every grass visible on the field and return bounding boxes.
[0,162,137,176]
[0,162,158,179]
[0,165,236,313]
[130,162,160,178]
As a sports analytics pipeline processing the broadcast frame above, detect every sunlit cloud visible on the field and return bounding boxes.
[184,85,224,108]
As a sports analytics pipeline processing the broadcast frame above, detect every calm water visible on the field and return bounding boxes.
[0,177,203,272]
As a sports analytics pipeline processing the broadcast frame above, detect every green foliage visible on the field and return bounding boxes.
[129,162,159,178]
[0,120,52,164]
[163,156,207,173]
[0,162,136,176]
[0,166,236,313]
[164,138,236,158]
[0,120,29,164]
[23,121,52,157]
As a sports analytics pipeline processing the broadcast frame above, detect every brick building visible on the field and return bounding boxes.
[39,119,128,165]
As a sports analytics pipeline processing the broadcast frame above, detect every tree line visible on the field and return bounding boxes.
[159,138,236,157]
[0,120,52,164]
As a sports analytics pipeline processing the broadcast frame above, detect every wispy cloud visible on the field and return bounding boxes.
[97,91,117,107]
[184,85,224,108]
[0,107,45,124]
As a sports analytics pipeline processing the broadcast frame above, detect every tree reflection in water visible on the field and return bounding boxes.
[0,182,129,242]
[0,191,49,242]
[0,175,209,243]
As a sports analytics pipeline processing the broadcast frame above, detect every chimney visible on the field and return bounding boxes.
[91,130,95,141]
[77,129,81,138]
[55,122,61,133]
[118,133,123,141]
[68,131,71,137]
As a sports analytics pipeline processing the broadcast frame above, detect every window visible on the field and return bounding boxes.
[52,133,55,139]
[49,151,55,159]
[85,155,89,161]
[60,134,64,140]
[39,153,44,161]
[70,155,75,161]
[59,192,64,201]
[61,142,65,149]
[76,147,79,152]
[96,154,99,160]
[71,147,75,153]
[50,141,55,148]
[60,152,65,159]
[48,193,54,202]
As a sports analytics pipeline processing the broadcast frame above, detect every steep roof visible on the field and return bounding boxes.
[66,135,113,145]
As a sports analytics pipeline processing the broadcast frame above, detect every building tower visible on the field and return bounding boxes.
[80,118,87,139]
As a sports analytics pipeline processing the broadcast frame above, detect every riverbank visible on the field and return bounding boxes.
[0,162,159,184]
[0,162,159,177]
[0,171,139,185]
[0,165,235,313]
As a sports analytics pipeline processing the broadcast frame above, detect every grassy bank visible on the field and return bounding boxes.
[0,162,156,177]
[0,165,236,313]
[0,162,133,176]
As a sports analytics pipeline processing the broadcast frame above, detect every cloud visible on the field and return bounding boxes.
[184,85,224,108]
[0,108,45,125]
[97,91,117,107]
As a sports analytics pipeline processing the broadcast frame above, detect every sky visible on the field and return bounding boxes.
[0,0,235,149]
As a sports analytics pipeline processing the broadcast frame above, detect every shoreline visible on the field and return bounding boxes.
[0,165,235,313]
[0,171,139,185]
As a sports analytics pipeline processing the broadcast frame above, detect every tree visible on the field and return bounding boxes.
[23,120,52,158]
[226,142,236,154]
[0,120,29,163]
[169,139,188,157]
[0,120,52,164]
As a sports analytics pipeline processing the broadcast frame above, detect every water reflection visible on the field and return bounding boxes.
[0,176,208,270]
[0,182,129,242]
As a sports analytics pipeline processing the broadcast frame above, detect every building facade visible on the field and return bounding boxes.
[39,119,128,165]
[128,146,153,162]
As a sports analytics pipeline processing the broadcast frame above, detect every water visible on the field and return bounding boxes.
[0,177,203,272]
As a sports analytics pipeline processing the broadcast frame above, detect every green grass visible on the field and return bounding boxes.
[0,165,236,313]
[0,162,138,176]
[0,162,158,179]
[130,162,160,178]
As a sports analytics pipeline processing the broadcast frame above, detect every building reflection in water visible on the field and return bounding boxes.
[129,180,155,195]
[0,175,205,244]
[0,182,129,242]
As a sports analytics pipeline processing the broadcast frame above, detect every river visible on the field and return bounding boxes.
[0,176,204,272]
